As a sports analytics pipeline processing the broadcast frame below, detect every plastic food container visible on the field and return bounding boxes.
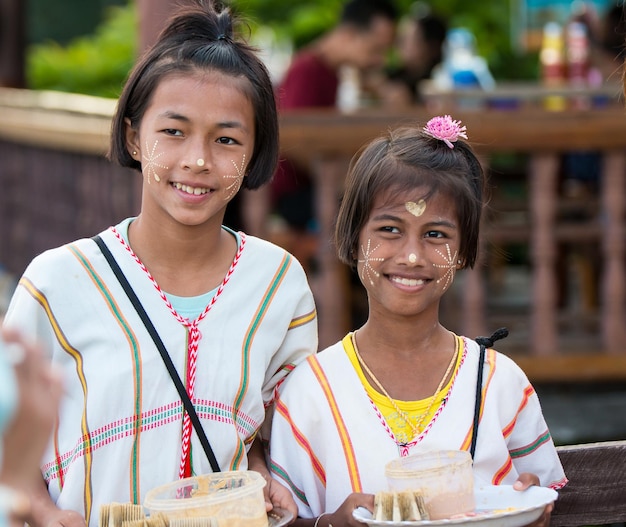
[385,450,475,519]
[143,471,267,527]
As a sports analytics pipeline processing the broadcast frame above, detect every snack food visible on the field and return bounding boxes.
[373,491,430,521]
[99,502,146,527]
[385,450,475,520]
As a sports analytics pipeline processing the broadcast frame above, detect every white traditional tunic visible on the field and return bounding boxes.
[3,222,317,526]
[270,334,567,518]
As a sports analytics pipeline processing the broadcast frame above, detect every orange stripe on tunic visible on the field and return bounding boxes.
[493,385,535,484]
[69,244,145,506]
[232,253,291,469]
[275,397,326,485]
[289,308,317,329]
[493,456,514,485]
[19,276,96,517]
[308,356,363,493]
[501,385,535,439]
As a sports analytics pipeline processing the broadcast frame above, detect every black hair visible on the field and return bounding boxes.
[416,13,448,70]
[335,123,486,270]
[601,5,626,58]
[340,0,398,28]
[109,0,278,189]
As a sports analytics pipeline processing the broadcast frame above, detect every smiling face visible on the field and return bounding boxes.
[357,186,460,320]
[125,71,255,229]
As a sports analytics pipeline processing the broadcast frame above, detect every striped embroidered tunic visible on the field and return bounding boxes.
[270,335,567,518]
[3,222,317,526]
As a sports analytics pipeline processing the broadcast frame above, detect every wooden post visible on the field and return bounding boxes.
[461,154,490,339]
[601,152,626,352]
[136,0,180,53]
[530,153,559,355]
[311,156,351,349]
[0,0,25,87]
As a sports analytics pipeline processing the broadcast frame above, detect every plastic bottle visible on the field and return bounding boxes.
[337,65,361,113]
[433,28,495,110]
[539,22,567,111]
[565,20,590,109]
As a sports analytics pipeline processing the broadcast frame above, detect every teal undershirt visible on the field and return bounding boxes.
[117,218,240,320]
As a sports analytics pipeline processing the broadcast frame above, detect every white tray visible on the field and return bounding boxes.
[353,485,558,527]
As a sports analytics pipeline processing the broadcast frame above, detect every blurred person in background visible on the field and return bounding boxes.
[376,3,448,106]
[0,329,63,527]
[242,0,398,240]
[571,2,625,82]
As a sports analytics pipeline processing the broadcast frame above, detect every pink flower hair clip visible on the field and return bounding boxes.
[423,115,468,149]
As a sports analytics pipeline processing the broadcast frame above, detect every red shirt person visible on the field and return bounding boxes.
[272,0,397,231]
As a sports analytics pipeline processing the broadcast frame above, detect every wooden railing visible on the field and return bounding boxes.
[1,87,625,381]
[0,88,139,282]
[553,439,626,526]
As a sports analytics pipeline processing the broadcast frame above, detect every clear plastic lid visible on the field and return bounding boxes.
[144,471,266,511]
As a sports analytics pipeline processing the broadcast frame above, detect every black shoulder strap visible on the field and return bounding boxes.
[470,328,509,460]
[92,234,221,472]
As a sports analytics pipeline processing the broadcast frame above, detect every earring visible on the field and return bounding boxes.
[132,150,137,156]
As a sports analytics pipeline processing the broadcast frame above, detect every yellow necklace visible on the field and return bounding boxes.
[352,332,458,440]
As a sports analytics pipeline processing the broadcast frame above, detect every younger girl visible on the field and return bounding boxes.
[3,1,316,526]
[270,116,566,526]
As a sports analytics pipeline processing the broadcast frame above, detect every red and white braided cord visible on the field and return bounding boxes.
[368,340,467,456]
[110,227,246,477]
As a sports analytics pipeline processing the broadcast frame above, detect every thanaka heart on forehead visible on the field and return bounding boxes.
[405,199,426,217]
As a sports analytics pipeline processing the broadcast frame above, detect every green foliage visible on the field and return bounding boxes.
[235,0,539,80]
[26,3,136,98]
[25,0,539,97]
[234,0,343,48]
[28,0,128,45]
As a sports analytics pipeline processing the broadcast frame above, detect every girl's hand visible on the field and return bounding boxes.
[37,508,87,527]
[27,480,87,527]
[264,476,298,520]
[513,473,554,527]
[317,492,375,527]
[246,438,299,520]
[512,472,540,491]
